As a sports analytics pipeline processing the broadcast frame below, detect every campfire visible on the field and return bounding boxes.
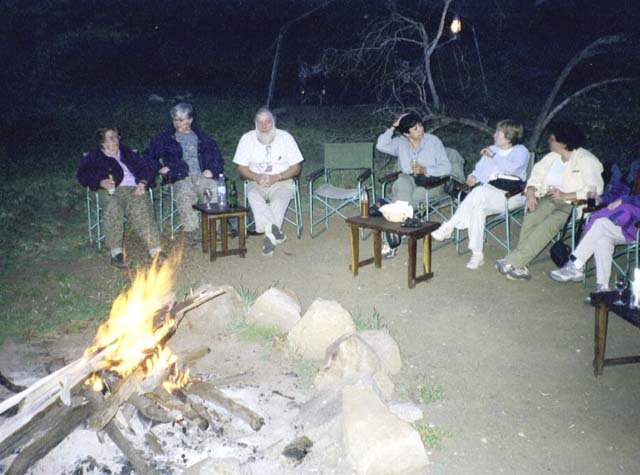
[0,257,264,475]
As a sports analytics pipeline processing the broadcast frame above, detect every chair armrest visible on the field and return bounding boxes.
[423,176,449,189]
[357,169,372,182]
[379,171,400,184]
[306,168,326,182]
[584,203,606,214]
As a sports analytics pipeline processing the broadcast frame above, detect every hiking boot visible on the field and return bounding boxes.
[506,266,531,280]
[262,236,275,257]
[466,253,484,270]
[111,253,128,269]
[549,261,584,283]
[584,284,611,305]
[382,242,398,259]
[431,222,454,241]
[495,259,513,275]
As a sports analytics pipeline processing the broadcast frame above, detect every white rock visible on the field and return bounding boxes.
[359,330,402,375]
[343,384,429,475]
[388,401,424,423]
[246,287,301,332]
[183,457,250,475]
[287,298,355,360]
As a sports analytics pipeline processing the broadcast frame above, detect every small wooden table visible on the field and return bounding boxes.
[590,291,640,376]
[345,215,440,288]
[192,204,247,261]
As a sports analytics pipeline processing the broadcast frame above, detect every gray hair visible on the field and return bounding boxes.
[254,106,275,125]
[171,102,193,119]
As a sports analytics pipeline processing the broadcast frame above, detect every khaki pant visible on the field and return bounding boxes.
[174,176,217,232]
[246,179,295,233]
[504,197,572,268]
[100,187,159,252]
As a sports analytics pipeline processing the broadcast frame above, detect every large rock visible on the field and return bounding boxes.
[170,285,244,354]
[182,457,250,475]
[359,330,402,375]
[287,298,355,360]
[314,333,394,400]
[246,287,301,333]
[343,384,429,475]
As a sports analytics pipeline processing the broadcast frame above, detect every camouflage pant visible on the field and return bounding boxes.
[100,187,159,251]
[174,176,217,232]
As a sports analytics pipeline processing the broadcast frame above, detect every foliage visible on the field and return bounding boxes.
[416,382,446,405]
[236,280,282,309]
[229,321,287,350]
[414,423,451,449]
[352,307,386,331]
[291,358,319,389]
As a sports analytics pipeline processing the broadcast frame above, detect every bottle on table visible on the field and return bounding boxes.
[228,180,238,208]
[360,187,369,218]
[107,174,115,195]
[217,173,227,208]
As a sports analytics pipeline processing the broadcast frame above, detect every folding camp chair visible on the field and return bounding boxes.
[243,177,303,238]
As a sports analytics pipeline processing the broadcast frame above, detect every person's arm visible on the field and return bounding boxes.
[200,133,225,177]
[375,128,399,156]
[237,165,259,182]
[493,145,530,179]
[77,151,104,190]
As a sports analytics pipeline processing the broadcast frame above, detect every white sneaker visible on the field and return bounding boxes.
[431,222,454,241]
[549,261,584,283]
[466,253,484,270]
[381,243,398,259]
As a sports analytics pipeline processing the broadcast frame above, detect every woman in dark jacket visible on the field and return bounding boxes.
[77,127,163,269]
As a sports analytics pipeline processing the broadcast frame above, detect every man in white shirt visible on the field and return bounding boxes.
[233,107,303,256]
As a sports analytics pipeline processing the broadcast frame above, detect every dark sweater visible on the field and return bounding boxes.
[77,145,155,190]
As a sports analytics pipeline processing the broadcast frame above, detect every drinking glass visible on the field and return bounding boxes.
[410,159,419,174]
[614,274,628,305]
[203,188,214,209]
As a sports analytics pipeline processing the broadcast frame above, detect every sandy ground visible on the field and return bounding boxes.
[2,213,640,474]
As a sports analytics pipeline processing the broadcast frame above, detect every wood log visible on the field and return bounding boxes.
[129,395,173,424]
[104,419,161,475]
[4,396,95,475]
[188,380,265,431]
[146,388,210,431]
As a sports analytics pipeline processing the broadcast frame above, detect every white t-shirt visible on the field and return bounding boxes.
[543,156,568,191]
[233,129,304,175]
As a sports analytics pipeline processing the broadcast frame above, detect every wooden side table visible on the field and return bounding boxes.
[345,215,440,288]
[590,291,640,376]
[192,204,248,261]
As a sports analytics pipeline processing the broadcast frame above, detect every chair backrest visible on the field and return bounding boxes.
[445,147,466,183]
[526,151,535,177]
[323,143,373,170]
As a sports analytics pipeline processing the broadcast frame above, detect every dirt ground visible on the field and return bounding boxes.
[2,215,640,474]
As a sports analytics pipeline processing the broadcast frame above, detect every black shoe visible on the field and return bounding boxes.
[111,253,128,269]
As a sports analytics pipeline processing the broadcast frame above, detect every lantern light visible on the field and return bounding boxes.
[450,16,462,35]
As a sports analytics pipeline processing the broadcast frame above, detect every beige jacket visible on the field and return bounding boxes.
[526,148,604,201]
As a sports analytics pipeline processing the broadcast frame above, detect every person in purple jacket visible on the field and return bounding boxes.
[550,194,640,292]
[77,128,163,269]
[143,103,224,240]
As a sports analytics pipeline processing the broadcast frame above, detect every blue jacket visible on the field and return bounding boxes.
[143,125,224,183]
[77,145,155,190]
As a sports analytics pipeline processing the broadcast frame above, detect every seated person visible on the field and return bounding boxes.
[431,120,529,269]
[376,113,451,206]
[144,103,224,241]
[550,195,640,293]
[496,121,604,280]
[233,107,303,257]
[77,127,163,269]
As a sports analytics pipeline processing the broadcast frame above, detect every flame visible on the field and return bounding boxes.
[85,254,184,387]
[86,374,104,392]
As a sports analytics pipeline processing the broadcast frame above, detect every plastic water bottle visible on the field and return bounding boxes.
[217,173,227,208]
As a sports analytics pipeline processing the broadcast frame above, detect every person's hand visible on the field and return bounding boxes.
[202,169,213,178]
[392,113,407,129]
[159,166,169,175]
[480,147,495,158]
[257,173,271,187]
[100,178,115,191]
[607,198,622,210]
[466,175,477,186]
[411,163,424,175]
[134,182,146,196]
[525,188,537,211]
[547,187,565,201]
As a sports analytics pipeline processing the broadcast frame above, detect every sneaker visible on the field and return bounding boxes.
[262,236,275,257]
[431,222,454,241]
[270,224,287,244]
[584,284,611,305]
[110,253,128,269]
[466,253,484,270]
[495,259,513,275]
[381,243,398,259]
[549,261,584,283]
[506,266,531,280]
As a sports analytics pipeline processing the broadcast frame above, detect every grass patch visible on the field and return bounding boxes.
[235,280,282,309]
[414,423,451,449]
[416,382,446,405]
[352,307,386,331]
[291,358,319,389]
[230,321,287,350]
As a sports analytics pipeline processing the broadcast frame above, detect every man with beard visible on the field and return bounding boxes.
[233,107,304,256]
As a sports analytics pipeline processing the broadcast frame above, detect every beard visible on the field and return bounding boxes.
[256,127,276,145]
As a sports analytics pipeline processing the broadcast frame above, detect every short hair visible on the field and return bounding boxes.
[496,119,524,145]
[171,102,193,119]
[547,121,586,151]
[255,106,275,125]
[396,113,423,135]
[95,127,118,146]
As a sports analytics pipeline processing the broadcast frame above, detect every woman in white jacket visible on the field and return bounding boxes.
[432,120,529,269]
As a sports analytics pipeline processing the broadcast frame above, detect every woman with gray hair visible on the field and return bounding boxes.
[144,103,224,240]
